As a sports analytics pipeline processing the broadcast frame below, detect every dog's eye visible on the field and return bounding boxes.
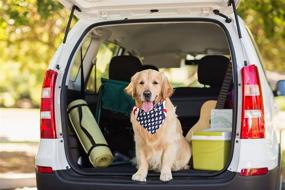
[153,81,158,85]
[139,81,144,85]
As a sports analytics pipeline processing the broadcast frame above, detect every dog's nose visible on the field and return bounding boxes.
[143,90,152,100]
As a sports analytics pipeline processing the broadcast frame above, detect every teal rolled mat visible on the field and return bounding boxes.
[68,99,113,167]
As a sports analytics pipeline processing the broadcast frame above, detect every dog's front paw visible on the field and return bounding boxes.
[132,171,147,182]
[160,172,173,182]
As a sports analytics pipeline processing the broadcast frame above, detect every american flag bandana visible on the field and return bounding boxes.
[133,101,167,134]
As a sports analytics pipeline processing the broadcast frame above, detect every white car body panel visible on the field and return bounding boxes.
[36,139,69,170]
[233,19,279,172]
[59,0,240,19]
[36,21,94,170]
[238,139,278,171]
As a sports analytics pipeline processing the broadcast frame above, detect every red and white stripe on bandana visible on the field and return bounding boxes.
[133,101,167,134]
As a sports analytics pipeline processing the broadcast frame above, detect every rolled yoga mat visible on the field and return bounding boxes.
[68,99,113,167]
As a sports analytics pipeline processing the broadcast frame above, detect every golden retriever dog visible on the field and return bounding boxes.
[125,69,191,182]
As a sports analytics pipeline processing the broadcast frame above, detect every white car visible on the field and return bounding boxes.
[35,0,284,189]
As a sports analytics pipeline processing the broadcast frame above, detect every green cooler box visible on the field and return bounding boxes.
[192,131,231,171]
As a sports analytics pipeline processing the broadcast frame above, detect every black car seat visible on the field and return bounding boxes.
[109,55,143,82]
[141,64,159,71]
[95,55,142,157]
[172,55,230,135]
[95,55,142,120]
[198,55,230,91]
[174,55,230,98]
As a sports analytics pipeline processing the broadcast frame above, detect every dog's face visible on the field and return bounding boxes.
[125,69,173,112]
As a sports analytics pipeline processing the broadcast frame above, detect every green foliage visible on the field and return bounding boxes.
[238,0,285,72]
[0,0,67,107]
[0,0,284,108]
[37,0,63,19]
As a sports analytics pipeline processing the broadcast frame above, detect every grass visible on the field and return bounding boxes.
[0,142,38,174]
[0,151,35,173]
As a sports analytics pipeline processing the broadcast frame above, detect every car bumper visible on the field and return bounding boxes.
[36,166,281,190]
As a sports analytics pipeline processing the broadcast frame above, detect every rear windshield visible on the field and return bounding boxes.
[68,21,231,91]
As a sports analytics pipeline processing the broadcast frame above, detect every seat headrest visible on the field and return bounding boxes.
[141,65,159,71]
[109,55,142,82]
[198,55,230,88]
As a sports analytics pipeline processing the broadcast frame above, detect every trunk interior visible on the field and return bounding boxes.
[63,20,236,179]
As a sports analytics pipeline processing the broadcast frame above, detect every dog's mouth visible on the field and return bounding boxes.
[141,101,155,112]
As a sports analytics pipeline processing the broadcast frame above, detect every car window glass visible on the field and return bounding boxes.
[85,42,119,93]
[160,65,204,88]
[69,36,92,82]
[159,54,230,88]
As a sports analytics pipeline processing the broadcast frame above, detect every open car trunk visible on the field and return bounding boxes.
[62,19,236,180]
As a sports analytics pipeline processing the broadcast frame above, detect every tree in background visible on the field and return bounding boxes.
[0,0,67,107]
[238,0,285,72]
[0,0,284,108]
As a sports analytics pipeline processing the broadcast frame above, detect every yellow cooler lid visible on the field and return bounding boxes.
[192,131,231,141]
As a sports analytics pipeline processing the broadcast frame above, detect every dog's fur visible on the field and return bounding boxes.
[125,69,191,182]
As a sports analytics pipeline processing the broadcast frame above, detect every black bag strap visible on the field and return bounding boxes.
[80,47,85,98]
[67,103,88,114]
[215,63,233,109]
[87,144,109,157]
[94,84,104,123]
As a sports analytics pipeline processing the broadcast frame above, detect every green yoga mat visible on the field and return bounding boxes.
[68,99,113,167]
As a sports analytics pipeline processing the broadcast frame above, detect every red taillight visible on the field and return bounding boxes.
[240,167,268,176]
[36,166,53,174]
[40,69,58,139]
[241,65,264,139]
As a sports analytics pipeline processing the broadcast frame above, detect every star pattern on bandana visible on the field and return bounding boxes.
[135,101,166,134]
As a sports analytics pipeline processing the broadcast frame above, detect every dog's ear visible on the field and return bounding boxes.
[125,72,139,97]
[161,73,174,99]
